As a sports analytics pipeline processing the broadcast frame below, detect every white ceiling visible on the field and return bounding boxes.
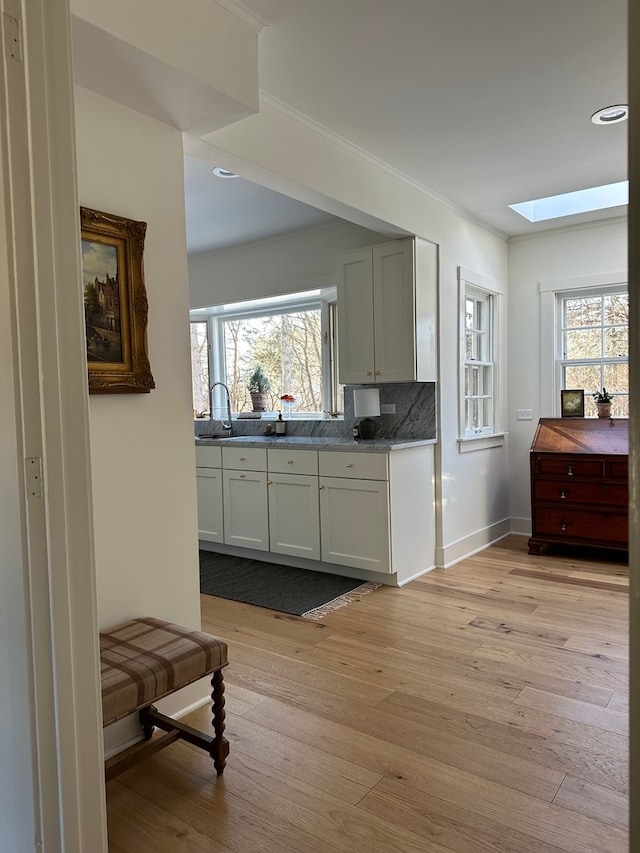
[184,0,628,254]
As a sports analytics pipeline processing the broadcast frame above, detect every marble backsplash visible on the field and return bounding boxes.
[195,382,437,442]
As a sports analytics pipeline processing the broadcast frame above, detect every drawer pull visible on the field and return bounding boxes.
[267,480,272,485]
[319,485,325,490]
[239,473,246,478]
[239,456,246,462]
[560,490,566,500]
[367,371,373,376]
[560,520,567,531]
[375,370,381,375]
[288,459,294,464]
[346,463,354,468]
[567,465,574,476]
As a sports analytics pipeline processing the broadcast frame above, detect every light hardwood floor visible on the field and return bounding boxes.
[107,536,629,852]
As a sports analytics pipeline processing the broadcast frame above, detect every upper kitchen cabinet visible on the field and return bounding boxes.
[337,237,438,384]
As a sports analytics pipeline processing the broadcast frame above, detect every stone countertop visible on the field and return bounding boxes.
[194,435,436,452]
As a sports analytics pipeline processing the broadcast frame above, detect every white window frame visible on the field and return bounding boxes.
[190,288,340,419]
[457,267,504,452]
[539,272,628,416]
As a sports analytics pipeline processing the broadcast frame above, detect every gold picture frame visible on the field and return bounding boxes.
[81,207,154,394]
[560,389,585,417]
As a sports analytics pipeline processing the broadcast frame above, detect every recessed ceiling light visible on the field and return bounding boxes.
[212,167,238,179]
[591,105,629,125]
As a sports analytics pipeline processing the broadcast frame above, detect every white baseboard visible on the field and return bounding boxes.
[435,518,511,568]
[510,517,532,536]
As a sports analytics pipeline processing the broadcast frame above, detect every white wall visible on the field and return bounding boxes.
[192,103,510,564]
[507,217,628,531]
[189,220,390,307]
[75,88,204,748]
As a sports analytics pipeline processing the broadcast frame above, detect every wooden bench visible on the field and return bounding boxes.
[100,617,229,782]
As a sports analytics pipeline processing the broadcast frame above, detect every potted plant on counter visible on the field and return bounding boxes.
[248,366,271,412]
[593,387,613,418]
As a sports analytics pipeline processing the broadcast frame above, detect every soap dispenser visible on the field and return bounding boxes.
[275,411,286,435]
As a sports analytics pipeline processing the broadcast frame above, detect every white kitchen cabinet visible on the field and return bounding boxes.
[319,475,390,573]
[196,468,224,543]
[337,237,437,384]
[222,451,269,550]
[268,473,320,561]
[195,445,223,543]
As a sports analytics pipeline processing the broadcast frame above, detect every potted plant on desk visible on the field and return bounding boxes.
[593,387,613,418]
[248,366,271,412]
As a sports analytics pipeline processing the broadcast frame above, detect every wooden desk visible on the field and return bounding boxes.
[528,417,628,555]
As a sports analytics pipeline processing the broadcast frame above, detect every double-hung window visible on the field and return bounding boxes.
[557,286,628,417]
[190,289,342,419]
[459,266,501,443]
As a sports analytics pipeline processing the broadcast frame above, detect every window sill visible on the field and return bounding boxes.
[457,433,505,453]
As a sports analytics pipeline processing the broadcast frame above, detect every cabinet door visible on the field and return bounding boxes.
[268,473,320,561]
[223,469,269,551]
[319,477,390,573]
[337,248,375,384]
[373,240,416,382]
[196,467,224,543]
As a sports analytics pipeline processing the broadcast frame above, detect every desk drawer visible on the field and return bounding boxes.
[533,456,604,479]
[533,480,628,507]
[195,445,222,468]
[533,507,628,545]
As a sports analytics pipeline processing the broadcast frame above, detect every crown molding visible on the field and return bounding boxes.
[211,0,271,32]
[259,90,508,241]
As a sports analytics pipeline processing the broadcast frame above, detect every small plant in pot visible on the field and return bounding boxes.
[593,387,613,418]
[248,366,271,412]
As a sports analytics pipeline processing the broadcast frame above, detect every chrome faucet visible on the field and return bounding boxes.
[209,382,233,435]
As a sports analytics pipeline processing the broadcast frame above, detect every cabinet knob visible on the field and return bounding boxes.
[567,465,573,476]
[560,490,566,500]
[239,456,246,462]
[560,520,567,531]
[239,473,246,479]
[267,480,272,485]
[367,371,373,376]
[375,370,381,375]
[346,463,354,468]
[319,485,325,490]
[287,459,294,464]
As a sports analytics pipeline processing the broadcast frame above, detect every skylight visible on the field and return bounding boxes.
[509,181,628,223]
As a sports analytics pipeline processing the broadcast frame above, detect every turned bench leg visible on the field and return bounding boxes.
[211,668,229,775]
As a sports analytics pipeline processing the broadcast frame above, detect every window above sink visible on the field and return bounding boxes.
[190,288,343,422]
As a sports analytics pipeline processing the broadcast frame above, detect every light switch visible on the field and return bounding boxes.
[517,409,533,420]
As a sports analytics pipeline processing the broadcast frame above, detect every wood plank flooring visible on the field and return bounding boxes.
[106,536,629,852]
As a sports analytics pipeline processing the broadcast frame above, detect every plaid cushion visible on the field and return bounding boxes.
[100,617,228,726]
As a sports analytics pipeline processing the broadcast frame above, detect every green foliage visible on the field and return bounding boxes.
[593,387,613,403]
[247,365,271,393]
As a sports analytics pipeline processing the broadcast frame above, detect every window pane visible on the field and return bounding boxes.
[190,322,210,418]
[564,364,602,393]
[465,330,474,360]
[223,310,323,413]
[604,294,628,325]
[565,296,601,327]
[603,362,629,393]
[564,328,602,359]
[604,326,628,358]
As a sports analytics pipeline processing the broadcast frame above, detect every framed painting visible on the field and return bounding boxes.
[81,207,155,394]
[560,389,585,418]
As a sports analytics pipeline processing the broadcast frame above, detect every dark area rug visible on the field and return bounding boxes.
[199,550,379,619]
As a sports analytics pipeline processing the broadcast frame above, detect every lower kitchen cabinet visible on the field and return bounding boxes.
[319,476,390,572]
[268,473,320,561]
[195,467,224,543]
[222,469,269,551]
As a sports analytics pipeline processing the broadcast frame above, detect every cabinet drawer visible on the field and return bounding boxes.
[195,445,222,468]
[608,459,628,480]
[532,480,628,507]
[319,450,388,480]
[268,448,318,475]
[533,507,628,545]
[533,456,604,480]
[222,447,267,472]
